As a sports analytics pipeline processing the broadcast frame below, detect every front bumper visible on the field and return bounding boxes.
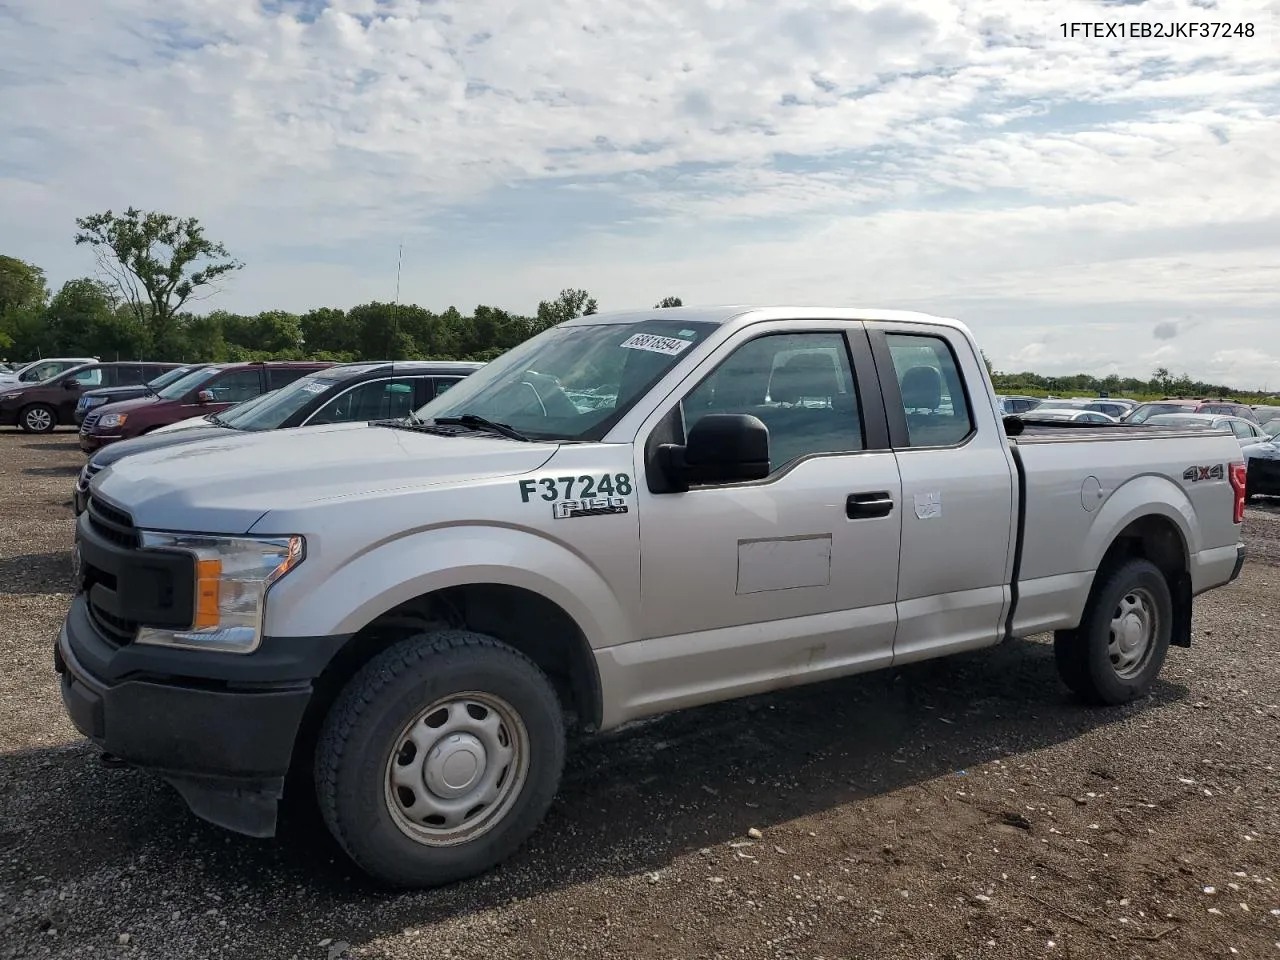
[56,589,348,837]
[78,432,117,453]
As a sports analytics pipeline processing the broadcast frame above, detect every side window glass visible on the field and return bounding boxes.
[1229,420,1251,439]
[885,334,974,447]
[72,367,103,386]
[309,379,417,425]
[679,332,862,473]
[432,377,463,399]
[205,370,263,403]
[268,366,310,389]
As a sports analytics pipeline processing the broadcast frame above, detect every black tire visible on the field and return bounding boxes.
[314,629,565,889]
[1054,558,1173,705]
[19,403,57,434]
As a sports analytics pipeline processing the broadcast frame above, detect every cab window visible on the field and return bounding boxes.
[679,332,863,474]
[70,366,103,387]
[884,334,974,447]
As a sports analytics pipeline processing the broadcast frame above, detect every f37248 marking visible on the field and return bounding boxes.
[518,473,633,503]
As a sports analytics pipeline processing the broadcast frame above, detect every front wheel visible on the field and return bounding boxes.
[1054,558,1173,705]
[20,404,56,434]
[314,629,566,888]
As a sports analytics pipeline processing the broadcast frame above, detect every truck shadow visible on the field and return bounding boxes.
[0,636,1188,956]
[0,551,74,595]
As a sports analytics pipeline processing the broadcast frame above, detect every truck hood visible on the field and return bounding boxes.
[91,422,560,534]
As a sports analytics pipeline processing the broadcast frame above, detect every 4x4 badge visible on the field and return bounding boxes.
[1182,464,1224,482]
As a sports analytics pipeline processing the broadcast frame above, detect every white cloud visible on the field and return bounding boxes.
[1,0,1279,385]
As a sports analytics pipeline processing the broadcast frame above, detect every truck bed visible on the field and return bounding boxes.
[1007,418,1213,443]
[1001,414,1243,641]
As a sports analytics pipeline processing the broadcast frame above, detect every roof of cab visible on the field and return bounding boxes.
[559,305,963,329]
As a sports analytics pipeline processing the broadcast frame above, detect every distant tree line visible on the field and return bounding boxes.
[0,209,1268,400]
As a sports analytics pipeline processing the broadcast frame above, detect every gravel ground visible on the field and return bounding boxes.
[1,430,1277,960]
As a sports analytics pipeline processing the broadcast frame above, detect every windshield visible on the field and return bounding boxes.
[221,375,340,430]
[147,366,193,389]
[157,366,221,400]
[409,318,719,441]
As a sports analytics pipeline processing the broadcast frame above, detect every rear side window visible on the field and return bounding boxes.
[70,366,103,387]
[307,377,419,425]
[431,376,464,399]
[884,334,974,447]
[268,366,315,389]
[205,369,264,403]
[111,364,146,386]
[1228,420,1253,439]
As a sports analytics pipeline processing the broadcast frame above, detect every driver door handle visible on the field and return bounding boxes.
[846,492,894,519]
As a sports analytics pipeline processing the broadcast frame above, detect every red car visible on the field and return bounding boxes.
[78,360,335,452]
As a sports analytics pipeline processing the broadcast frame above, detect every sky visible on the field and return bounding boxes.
[1,0,1279,387]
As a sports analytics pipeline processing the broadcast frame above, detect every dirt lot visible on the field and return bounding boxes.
[0,429,1277,960]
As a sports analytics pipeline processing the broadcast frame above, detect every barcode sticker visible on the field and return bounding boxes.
[619,333,694,356]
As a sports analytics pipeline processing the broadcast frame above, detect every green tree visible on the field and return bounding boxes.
[0,256,49,317]
[654,296,683,308]
[44,278,135,357]
[536,288,597,331]
[74,207,243,357]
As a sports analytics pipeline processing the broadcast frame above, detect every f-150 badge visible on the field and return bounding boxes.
[552,496,629,519]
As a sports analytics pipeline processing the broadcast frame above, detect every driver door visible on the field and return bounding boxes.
[621,320,902,718]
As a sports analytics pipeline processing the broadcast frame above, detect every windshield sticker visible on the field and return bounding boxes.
[619,333,694,357]
[678,329,696,338]
[519,473,633,504]
[301,382,328,394]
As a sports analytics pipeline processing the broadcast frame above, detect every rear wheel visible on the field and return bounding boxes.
[314,629,565,888]
[19,404,56,434]
[1054,558,1173,705]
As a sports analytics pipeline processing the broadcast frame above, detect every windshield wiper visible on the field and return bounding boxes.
[430,414,531,441]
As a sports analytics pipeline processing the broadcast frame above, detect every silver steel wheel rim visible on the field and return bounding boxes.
[25,408,51,431]
[383,691,530,847]
[1108,587,1158,680]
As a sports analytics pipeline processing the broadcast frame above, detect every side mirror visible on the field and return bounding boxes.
[659,413,770,491]
[196,389,215,404]
[63,379,79,390]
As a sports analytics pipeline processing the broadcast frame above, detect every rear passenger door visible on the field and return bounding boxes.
[866,324,1015,664]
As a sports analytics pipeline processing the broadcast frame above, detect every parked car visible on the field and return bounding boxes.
[1243,435,1280,499]
[1249,404,1280,426]
[77,360,337,452]
[996,394,1041,415]
[1022,407,1119,424]
[0,361,185,433]
[74,365,199,425]
[72,361,484,513]
[1084,398,1135,419]
[0,356,97,386]
[61,305,1247,888]
[1124,399,1260,424]
[1142,413,1271,449]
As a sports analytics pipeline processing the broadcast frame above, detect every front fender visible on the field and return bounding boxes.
[1082,473,1198,572]
[262,523,635,651]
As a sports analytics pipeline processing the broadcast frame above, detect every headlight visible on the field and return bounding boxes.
[135,532,305,653]
[82,396,107,407]
[97,413,127,428]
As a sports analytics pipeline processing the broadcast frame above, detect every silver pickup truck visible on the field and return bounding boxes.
[56,306,1247,888]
